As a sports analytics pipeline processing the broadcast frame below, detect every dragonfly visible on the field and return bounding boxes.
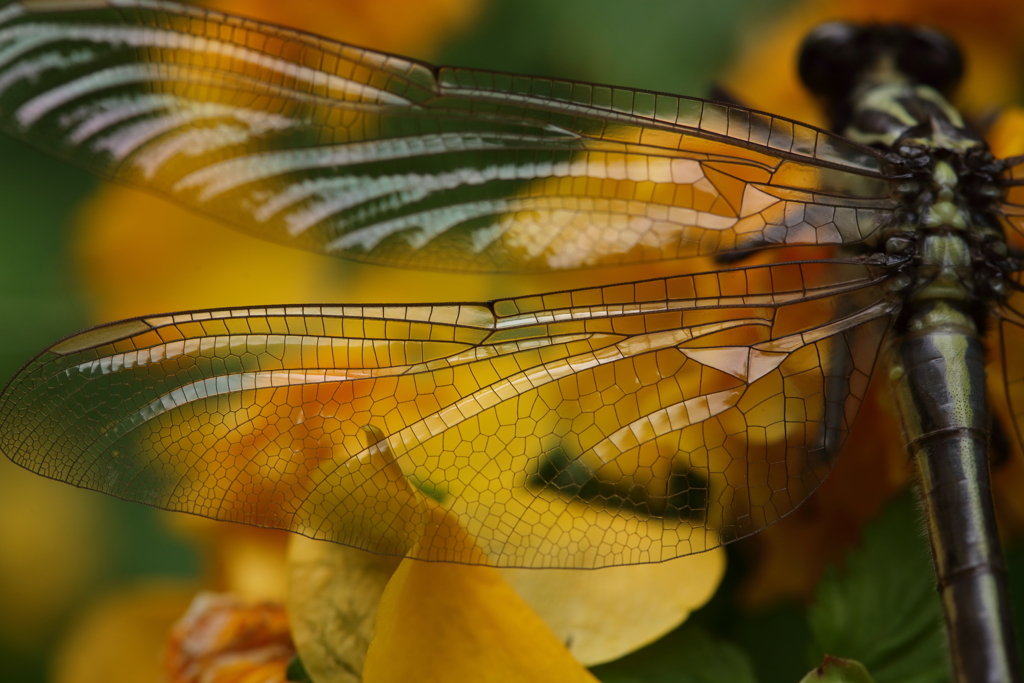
[0,1,1022,680]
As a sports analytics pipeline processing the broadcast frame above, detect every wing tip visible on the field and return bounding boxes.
[49,318,151,355]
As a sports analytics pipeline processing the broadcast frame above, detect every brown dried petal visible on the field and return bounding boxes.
[164,592,295,683]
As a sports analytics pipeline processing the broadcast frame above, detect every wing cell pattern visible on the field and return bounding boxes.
[0,261,892,567]
[0,0,900,271]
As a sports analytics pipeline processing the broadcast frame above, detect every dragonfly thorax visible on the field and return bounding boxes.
[882,149,1014,327]
[800,24,1016,325]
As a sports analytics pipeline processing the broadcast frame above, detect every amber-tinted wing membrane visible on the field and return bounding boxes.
[0,0,899,272]
[0,261,892,567]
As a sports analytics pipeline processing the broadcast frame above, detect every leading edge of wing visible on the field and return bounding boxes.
[0,0,902,272]
[6,0,895,174]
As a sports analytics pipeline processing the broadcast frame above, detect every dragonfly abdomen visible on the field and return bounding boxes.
[883,137,1019,683]
[883,107,1020,683]
[891,314,1017,683]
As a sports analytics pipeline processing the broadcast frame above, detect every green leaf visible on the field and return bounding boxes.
[439,0,795,99]
[590,623,757,683]
[799,656,876,683]
[286,656,316,683]
[807,492,949,683]
[730,602,812,683]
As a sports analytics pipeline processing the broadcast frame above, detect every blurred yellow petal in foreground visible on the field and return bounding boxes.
[53,583,197,683]
[286,437,725,680]
[501,550,725,666]
[165,516,292,602]
[0,465,106,653]
[366,558,600,683]
[290,541,725,680]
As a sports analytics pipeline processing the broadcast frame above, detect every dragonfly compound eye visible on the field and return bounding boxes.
[797,22,865,102]
[895,26,964,96]
[799,22,964,102]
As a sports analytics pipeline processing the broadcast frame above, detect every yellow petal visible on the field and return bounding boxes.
[287,536,400,683]
[297,426,438,556]
[0,458,106,650]
[166,516,292,601]
[500,549,725,666]
[285,441,482,683]
[365,559,599,683]
[206,527,291,602]
[52,582,197,683]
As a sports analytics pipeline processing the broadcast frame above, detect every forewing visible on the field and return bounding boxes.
[0,260,893,567]
[0,0,900,271]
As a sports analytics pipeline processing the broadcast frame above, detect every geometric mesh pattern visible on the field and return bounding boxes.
[0,261,892,567]
[0,1,1020,570]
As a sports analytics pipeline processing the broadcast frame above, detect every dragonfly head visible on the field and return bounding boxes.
[798,22,964,134]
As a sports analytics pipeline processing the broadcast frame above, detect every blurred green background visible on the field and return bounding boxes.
[6,1,1023,682]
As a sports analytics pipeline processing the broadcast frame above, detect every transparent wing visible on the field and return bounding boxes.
[994,296,1024,455]
[0,260,894,567]
[999,155,1024,248]
[0,0,900,272]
